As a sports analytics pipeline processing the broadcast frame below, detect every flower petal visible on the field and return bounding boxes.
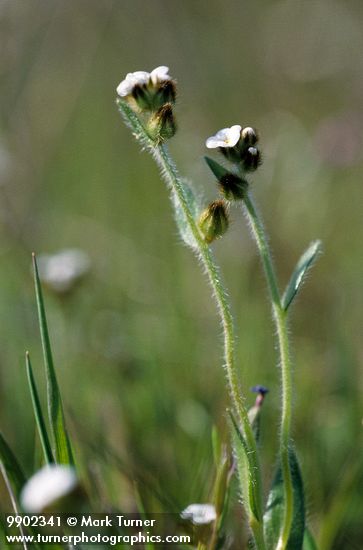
[116,70,150,96]
[206,125,241,148]
[150,65,171,84]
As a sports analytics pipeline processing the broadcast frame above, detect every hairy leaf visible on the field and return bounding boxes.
[282,241,322,311]
[264,447,305,549]
[229,412,260,522]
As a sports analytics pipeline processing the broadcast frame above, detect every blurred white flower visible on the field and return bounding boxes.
[37,248,91,293]
[206,125,242,148]
[181,503,217,525]
[21,465,78,513]
[116,66,172,97]
[117,70,150,97]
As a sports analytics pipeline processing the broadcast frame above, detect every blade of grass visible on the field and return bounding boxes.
[32,253,74,465]
[0,462,28,550]
[25,352,54,465]
[0,432,26,498]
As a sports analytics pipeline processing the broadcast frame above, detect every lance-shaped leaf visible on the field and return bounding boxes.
[0,433,26,499]
[264,447,305,550]
[282,241,322,311]
[32,254,74,465]
[229,412,260,522]
[303,528,318,550]
[204,156,230,181]
[26,352,54,465]
[171,179,200,249]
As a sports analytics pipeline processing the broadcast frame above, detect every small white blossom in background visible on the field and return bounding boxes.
[20,465,78,513]
[180,503,217,525]
[116,66,172,97]
[37,248,91,293]
[206,125,242,149]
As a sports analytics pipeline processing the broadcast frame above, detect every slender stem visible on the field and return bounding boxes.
[116,99,265,548]
[242,191,293,550]
[0,463,29,550]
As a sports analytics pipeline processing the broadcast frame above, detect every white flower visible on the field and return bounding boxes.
[116,70,150,97]
[37,248,91,293]
[150,66,171,85]
[181,503,217,525]
[20,465,78,513]
[116,66,172,97]
[206,125,242,149]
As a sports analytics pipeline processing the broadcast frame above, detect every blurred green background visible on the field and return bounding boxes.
[0,1,362,548]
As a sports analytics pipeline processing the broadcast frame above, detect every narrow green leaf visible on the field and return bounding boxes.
[229,412,260,522]
[172,179,200,249]
[134,483,155,550]
[264,447,305,550]
[282,240,322,311]
[303,528,318,550]
[32,253,74,465]
[25,352,54,465]
[0,433,26,498]
[204,156,229,181]
[211,425,222,466]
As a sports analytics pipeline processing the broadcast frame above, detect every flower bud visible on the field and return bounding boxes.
[117,66,176,112]
[199,200,229,244]
[242,146,261,172]
[147,103,176,142]
[219,173,248,200]
[241,126,258,146]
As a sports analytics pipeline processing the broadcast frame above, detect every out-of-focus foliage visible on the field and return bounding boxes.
[0,1,362,548]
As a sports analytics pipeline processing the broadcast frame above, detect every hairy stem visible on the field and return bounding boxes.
[117,98,265,548]
[242,191,293,550]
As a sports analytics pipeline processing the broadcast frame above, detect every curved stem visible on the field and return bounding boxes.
[116,98,265,548]
[155,144,265,543]
[242,191,293,550]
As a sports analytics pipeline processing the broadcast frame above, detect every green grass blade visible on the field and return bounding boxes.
[303,528,318,550]
[0,433,26,499]
[25,352,54,465]
[0,463,29,550]
[32,253,74,465]
[264,447,305,550]
[282,240,322,311]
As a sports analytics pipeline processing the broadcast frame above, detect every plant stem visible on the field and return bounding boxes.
[116,98,265,548]
[242,191,293,550]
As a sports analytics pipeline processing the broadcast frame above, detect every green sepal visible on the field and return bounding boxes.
[282,241,322,311]
[264,447,305,550]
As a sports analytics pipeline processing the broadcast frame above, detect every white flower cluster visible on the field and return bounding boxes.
[117,66,172,97]
[206,125,257,149]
